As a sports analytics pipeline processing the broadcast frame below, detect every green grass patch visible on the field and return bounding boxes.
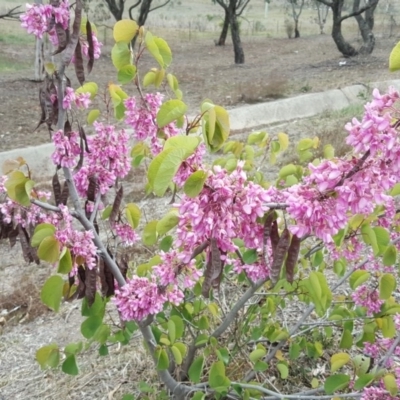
[0,32,35,45]
[0,57,30,73]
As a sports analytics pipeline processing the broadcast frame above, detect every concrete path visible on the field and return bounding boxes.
[1,80,400,180]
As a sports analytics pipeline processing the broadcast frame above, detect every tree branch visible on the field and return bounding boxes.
[339,0,379,23]
[149,0,171,13]
[0,5,22,20]
[314,0,333,7]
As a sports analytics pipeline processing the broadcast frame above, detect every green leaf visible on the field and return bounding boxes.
[379,273,396,299]
[81,293,105,317]
[170,315,185,340]
[171,345,183,365]
[249,348,266,363]
[383,374,398,396]
[297,138,314,152]
[111,42,131,70]
[156,99,187,128]
[164,135,200,158]
[243,249,258,264]
[64,342,83,356]
[62,355,79,375]
[277,362,289,379]
[209,360,230,389]
[339,329,353,349]
[4,170,32,207]
[100,345,110,356]
[31,223,56,247]
[142,220,158,246]
[331,353,350,372]
[216,348,230,365]
[41,275,64,312]
[113,19,138,43]
[37,235,60,263]
[202,105,230,152]
[58,248,72,274]
[145,32,170,68]
[383,245,397,266]
[125,203,141,229]
[361,223,379,256]
[381,315,396,338]
[254,360,269,372]
[159,235,173,252]
[189,356,204,383]
[324,374,350,394]
[197,315,209,330]
[155,347,169,370]
[191,392,206,400]
[36,344,60,369]
[349,270,371,290]
[247,131,267,145]
[168,319,176,344]
[277,132,289,151]
[354,373,375,390]
[389,41,400,72]
[87,109,100,125]
[81,316,103,339]
[184,170,208,198]
[117,65,137,84]
[76,82,98,99]
[156,211,179,236]
[323,144,335,159]
[148,148,187,196]
[390,182,400,196]
[278,164,297,179]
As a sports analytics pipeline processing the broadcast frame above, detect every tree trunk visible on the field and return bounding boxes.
[131,0,152,48]
[330,0,358,57]
[331,20,358,56]
[353,0,376,55]
[217,9,229,46]
[230,12,244,64]
[104,0,124,21]
[294,19,300,38]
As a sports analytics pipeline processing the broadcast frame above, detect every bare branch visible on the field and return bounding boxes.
[0,5,22,20]
[339,0,379,23]
[315,0,333,7]
[149,0,171,13]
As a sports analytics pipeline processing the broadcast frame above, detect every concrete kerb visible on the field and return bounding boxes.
[1,79,400,180]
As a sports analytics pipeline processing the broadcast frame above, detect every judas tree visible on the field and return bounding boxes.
[316,0,380,56]
[7,1,400,399]
[214,0,249,63]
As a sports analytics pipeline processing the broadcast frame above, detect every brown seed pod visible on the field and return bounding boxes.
[263,212,275,265]
[270,228,291,285]
[285,234,301,284]
[270,219,280,253]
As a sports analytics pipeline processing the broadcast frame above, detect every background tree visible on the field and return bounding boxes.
[214,0,250,63]
[314,0,329,34]
[103,0,170,25]
[316,0,380,56]
[287,0,305,38]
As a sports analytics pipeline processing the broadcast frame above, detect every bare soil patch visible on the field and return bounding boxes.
[0,31,397,152]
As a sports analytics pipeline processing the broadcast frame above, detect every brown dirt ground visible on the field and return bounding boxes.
[0,32,398,152]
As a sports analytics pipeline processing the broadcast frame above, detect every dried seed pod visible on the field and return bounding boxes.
[202,238,222,298]
[270,219,280,253]
[109,186,123,225]
[263,212,275,257]
[52,172,61,206]
[270,228,291,285]
[285,234,301,284]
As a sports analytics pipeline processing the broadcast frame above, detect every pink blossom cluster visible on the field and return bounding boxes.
[173,143,206,187]
[51,129,81,168]
[74,122,131,197]
[361,387,399,400]
[124,93,181,155]
[232,258,270,282]
[63,87,91,110]
[346,87,400,157]
[351,285,384,316]
[175,163,273,259]
[55,205,97,274]
[20,0,69,39]
[0,176,55,228]
[113,222,139,246]
[114,250,201,321]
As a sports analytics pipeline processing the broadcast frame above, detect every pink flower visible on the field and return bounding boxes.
[113,277,167,321]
